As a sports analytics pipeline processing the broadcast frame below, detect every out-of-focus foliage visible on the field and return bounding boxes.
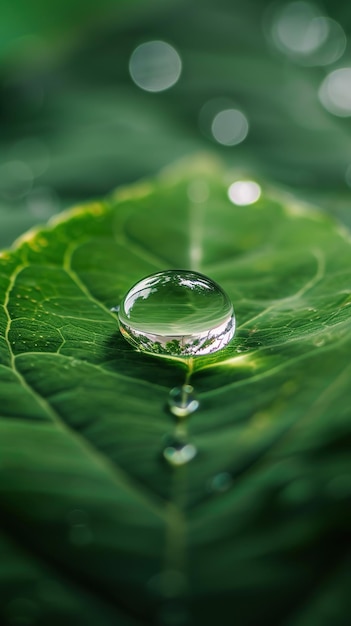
[1,0,351,248]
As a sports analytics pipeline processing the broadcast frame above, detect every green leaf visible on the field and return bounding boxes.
[0,160,350,625]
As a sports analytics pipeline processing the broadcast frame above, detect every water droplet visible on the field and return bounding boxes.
[168,385,199,417]
[163,437,197,466]
[110,305,120,313]
[118,270,235,357]
[208,472,232,493]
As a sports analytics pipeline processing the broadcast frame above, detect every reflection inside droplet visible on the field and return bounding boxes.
[117,270,235,356]
[319,68,351,117]
[129,40,182,92]
[211,108,249,146]
[163,437,197,466]
[168,385,199,417]
[228,180,261,205]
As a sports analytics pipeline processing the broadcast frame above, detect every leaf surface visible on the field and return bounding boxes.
[0,161,350,625]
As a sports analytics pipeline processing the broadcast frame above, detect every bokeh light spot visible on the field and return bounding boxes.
[268,2,346,66]
[319,68,351,117]
[272,2,329,55]
[228,180,261,205]
[129,40,182,92]
[211,109,249,146]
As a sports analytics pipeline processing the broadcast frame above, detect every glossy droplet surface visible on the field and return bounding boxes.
[163,436,197,466]
[118,270,235,356]
[168,385,199,417]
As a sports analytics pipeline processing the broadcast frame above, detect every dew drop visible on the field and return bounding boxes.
[168,385,199,417]
[117,270,235,356]
[163,437,197,466]
[208,472,232,493]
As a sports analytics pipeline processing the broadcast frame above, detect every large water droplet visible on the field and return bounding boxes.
[163,437,197,466]
[168,384,199,417]
[117,270,235,356]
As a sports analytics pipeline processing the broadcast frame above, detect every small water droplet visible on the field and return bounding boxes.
[110,305,120,313]
[163,437,197,466]
[208,472,232,493]
[118,270,235,356]
[168,385,199,417]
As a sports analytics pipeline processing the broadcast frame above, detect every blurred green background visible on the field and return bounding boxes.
[1,0,351,248]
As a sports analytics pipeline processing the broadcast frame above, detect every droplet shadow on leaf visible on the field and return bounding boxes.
[103,331,188,388]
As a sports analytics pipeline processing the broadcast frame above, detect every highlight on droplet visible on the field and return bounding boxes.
[129,40,182,92]
[168,384,199,417]
[163,437,197,466]
[228,180,261,206]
